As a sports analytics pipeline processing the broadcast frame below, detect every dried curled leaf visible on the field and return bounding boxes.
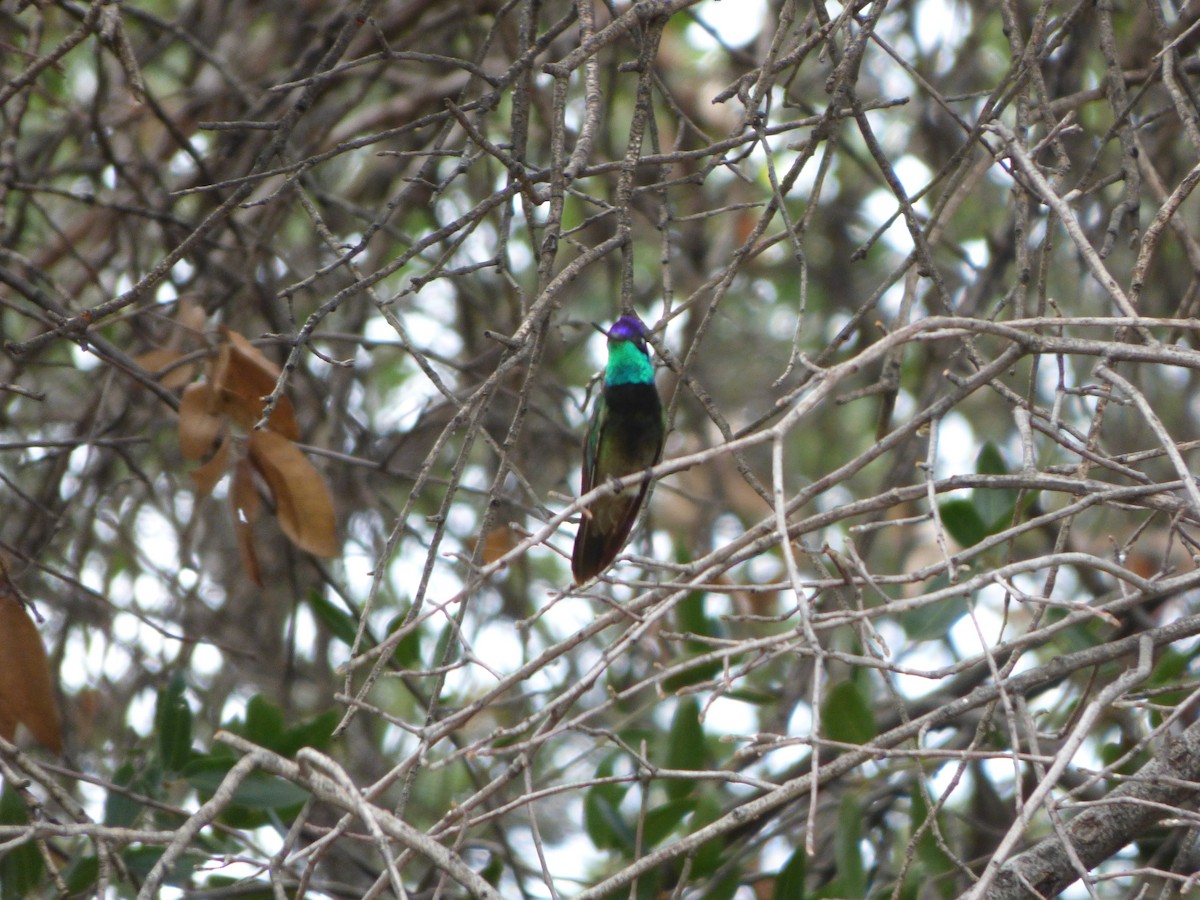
[133,348,196,390]
[179,382,224,462]
[210,328,299,439]
[175,296,208,335]
[248,430,337,557]
[0,576,62,754]
[190,431,231,498]
[231,458,263,586]
[177,327,336,578]
[472,526,517,566]
[132,298,207,390]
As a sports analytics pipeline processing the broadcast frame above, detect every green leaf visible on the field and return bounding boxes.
[699,869,741,900]
[665,697,705,799]
[225,695,337,759]
[899,572,967,641]
[664,591,724,692]
[0,785,44,900]
[1144,649,1191,728]
[63,855,99,896]
[835,792,866,896]
[242,695,284,747]
[583,754,633,853]
[976,442,1007,476]
[1099,739,1146,778]
[480,851,503,886]
[1149,647,1189,688]
[104,762,142,828]
[120,846,160,882]
[184,757,308,812]
[777,845,807,899]
[939,498,987,548]
[122,845,199,886]
[275,709,339,758]
[641,797,694,848]
[910,784,953,882]
[1098,741,1124,770]
[822,681,875,746]
[723,686,782,705]
[840,796,868,897]
[431,621,455,669]
[687,794,725,878]
[193,876,277,899]
[974,444,1016,529]
[583,790,635,854]
[307,590,360,647]
[155,673,193,773]
[389,614,423,670]
[676,589,717,635]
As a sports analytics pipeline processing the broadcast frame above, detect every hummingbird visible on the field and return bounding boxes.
[571,314,666,583]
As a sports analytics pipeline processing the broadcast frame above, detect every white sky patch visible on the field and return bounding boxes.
[292,604,320,661]
[537,811,603,897]
[506,221,534,272]
[70,64,97,103]
[863,186,914,254]
[472,617,525,676]
[933,411,977,477]
[171,257,195,283]
[543,594,608,642]
[783,703,814,763]
[913,0,972,57]
[404,305,463,357]
[686,0,768,50]
[72,343,103,372]
[126,685,161,737]
[382,539,473,645]
[155,281,180,307]
[191,641,225,680]
[861,156,931,257]
[362,306,464,432]
[962,238,989,270]
[342,543,378,598]
[893,155,932,210]
[581,320,611,373]
[892,633,959,696]
[949,583,1014,654]
[703,694,758,737]
[168,137,206,177]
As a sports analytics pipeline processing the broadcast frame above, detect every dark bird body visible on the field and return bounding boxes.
[571,316,666,583]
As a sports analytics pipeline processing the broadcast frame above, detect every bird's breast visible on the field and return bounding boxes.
[601,382,664,472]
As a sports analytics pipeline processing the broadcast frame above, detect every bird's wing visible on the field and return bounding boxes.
[580,391,607,495]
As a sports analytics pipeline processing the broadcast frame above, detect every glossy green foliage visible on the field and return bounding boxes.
[0,786,42,900]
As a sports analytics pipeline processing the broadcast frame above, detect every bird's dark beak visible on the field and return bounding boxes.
[590,322,610,338]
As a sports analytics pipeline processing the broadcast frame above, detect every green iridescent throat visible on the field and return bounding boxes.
[605,339,654,387]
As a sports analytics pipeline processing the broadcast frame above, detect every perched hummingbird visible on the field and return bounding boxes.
[571,315,666,583]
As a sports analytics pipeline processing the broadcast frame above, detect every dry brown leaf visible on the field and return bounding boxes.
[231,455,262,526]
[0,697,14,745]
[473,526,517,565]
[133,348,196,390]
[176,296,207,334]
[210,328,299,439]
[190,431,231,497]
[248,429,337,556]
[231,458,263,585]
[179,382,224,461]
[0,581,63,754]
[177,327,336,577]
[220,327,281,376]
[132,299,207,391]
